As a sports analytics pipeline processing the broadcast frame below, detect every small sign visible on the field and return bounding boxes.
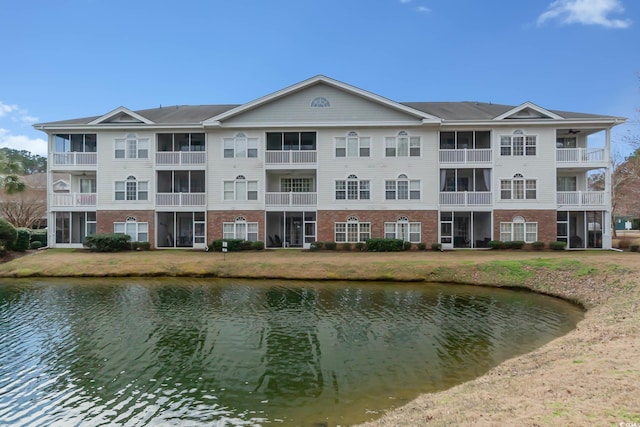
[222,248,228,253]
[222,241,228,248]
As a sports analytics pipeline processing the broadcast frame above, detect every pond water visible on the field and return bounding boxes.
[0,278,583,427]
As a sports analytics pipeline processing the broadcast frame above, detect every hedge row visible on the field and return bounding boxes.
[209,239,264,252]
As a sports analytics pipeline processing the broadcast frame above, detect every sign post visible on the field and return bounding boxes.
[222,241,228,261]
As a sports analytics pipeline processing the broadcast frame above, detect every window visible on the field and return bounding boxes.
[224,175,258,201]
[500,216,537,243]
[266,132,316,151]
[223,216,258,241]
[115,134,149,159]
[556,137,577,148]
[500,131,536,156]
[310,97,330,107]
[385,131,420,157]
[115,176,148,201]
[223,132,258,158]
[385,174,420,200]
[54,134,97,152]
[157,133,205,152]
[439,131,491,149]
[281,178,312,193]
[335,216,371,243]
[557,176,577,192]
[385,217,421,243]
[500,174,536,200]
[114,217,149,242]
[335,174,370,200]
[335,132,371,157]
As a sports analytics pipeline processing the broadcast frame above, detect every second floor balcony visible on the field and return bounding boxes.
[557,191,605,207]
[52,193,96,207]
[156,193,206,207]
[156,151,206,166]
[556,148,606,165]
[439,191,493,206]
[265,150,317,166]
[439,149,492,164]
[265,192,317,207]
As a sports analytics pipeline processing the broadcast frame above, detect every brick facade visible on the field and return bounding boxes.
[207,210,266,243]
[317,210,439,244]
[493,209,557,242]
[97,210,156,247]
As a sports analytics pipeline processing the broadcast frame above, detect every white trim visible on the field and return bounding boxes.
[88,106,155,125]
[493,102,564,121]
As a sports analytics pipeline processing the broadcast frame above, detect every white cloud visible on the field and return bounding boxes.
[538,0,632,28]
[0,101,18,117]
[417,6,430,12]
[0,128,48,157]
[399,0,412,3]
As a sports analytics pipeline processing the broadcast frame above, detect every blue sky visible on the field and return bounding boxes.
[1,0,638,158]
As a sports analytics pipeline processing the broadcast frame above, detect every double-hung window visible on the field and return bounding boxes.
[224,175,258,201]
[500,174,536,200]
[385,174,420,200]
[385,131,420,157]
[384,217,421,243]
[114,217,149,242]
[115,134,149,159]
[500,216,537,243]
[335,132,371,157]
[223,216,258,241]
[115,176,148,201]
[335,174,370,200]
[223,133,258,158]
[335,216,371,243]
[500,131,536,156]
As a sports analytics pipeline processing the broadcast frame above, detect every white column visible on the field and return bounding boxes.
[603,127,613,249]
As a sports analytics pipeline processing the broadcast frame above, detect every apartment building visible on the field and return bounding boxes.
[35,76,625,250]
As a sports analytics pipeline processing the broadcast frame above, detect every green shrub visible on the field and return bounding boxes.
[209,239,246,252]
[324,241,337,250]
[30,240,43,250]
[341,242,352,251]
[402,241,412,251]
[531,241,545,250]
[366,238,404,252]
[131,241,151,251]
[503,240,525,250]
[310,241,323,251]
[0,218,17,250]
[14,228,31,252]
[30,229,47,247]
[355,242,365,252]
[417,242,426,251]
[431,242,442,251]
[629,244,639,252]
[549,241,567,251]
[488,240,504,250]
[251,241,265,250]
[84,233,131,252]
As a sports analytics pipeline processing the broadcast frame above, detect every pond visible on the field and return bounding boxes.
[0,278,583,426]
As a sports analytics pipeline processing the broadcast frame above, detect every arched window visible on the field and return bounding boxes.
[335,175,370,200]
[115,175,148,201]
[385,216,421,243]
[310,96,330,108]
[500,130,536,156]
[115,133,149,159]
[500,174,536,200]
[223,216,258,241]
[385,131,420,157]
[385,174,420,200]
[114,217,149,242]
[335,216,371,243]
[335,131,371,157]
[224,176,258,201]
[223,132,258,158]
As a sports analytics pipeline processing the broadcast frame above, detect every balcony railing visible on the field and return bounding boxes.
[52,193,96,207]
[265,151,317,165]
[556,148,605,164]
[265,192,317,207]
[156,193,206,207]
[52,152,97,167]
[439,149,492,164]
[156,151,206,166]
[439,191,493,206]
[557,191,605,206]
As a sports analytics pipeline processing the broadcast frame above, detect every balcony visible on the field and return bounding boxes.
[440,192,493,206]
[156,193,206,207]
[52,193,96,207]
[52,152,97,168]
[265,151,317,166]
[439,149,492,164]
[557,191,605,207]
[265,192,317,207]
[156,151,206,166]
[556,148,605,165]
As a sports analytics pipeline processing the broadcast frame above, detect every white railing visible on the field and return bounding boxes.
[439,192,493,206]
[439,149,492,164]
[265,151,317,165]
[556,148,605,163]
[156,151,206,165]
[265,192,317,206]
[156,193,206,207]
[52,193,97,207]
[52,152,97,166]
[557,191,605,206]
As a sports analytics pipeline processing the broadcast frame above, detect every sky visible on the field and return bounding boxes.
[1,0,639,158]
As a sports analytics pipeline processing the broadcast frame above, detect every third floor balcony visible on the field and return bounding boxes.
[439,149,492,164]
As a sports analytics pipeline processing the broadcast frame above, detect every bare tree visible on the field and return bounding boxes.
[0,190,46,228]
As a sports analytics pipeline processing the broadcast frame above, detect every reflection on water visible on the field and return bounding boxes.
[0,278,583,426]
